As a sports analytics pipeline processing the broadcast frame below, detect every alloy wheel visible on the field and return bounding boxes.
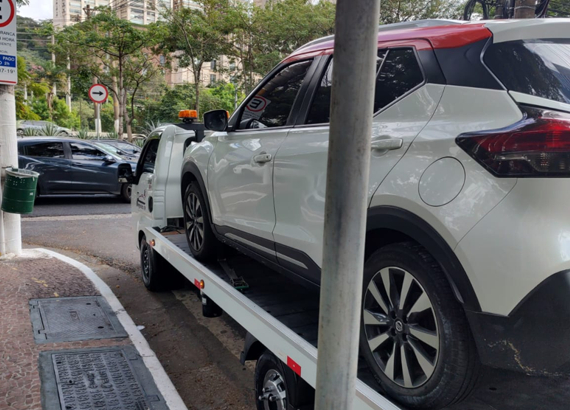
[185,192,205,252]
[258,369,287,410]
[363,266,439,388]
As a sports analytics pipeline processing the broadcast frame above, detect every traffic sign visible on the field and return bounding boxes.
[89,84,109,104]
[0,0,17,85]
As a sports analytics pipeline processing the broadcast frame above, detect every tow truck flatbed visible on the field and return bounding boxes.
[146,226,401,410]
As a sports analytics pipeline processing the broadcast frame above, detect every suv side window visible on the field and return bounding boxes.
[25,142,65,158]
[305,48,423,124]
[239,59,313,129]
[374,48,423,111]
[70,143,107,160]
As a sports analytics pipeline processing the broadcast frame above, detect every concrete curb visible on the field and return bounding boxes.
[36,248,188,410]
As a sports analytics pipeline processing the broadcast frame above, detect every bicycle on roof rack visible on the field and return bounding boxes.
[463,0,551,20]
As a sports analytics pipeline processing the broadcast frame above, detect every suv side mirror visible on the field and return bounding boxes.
[104,155,116,164]
[204,110,229,132]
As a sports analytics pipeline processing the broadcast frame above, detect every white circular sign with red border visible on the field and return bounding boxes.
[0,0,16,28]
[89,84,109,104]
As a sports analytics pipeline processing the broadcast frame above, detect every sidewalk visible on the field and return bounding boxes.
[0,249,187,410]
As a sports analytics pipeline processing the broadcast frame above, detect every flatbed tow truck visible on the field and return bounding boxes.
[120,111,402,410]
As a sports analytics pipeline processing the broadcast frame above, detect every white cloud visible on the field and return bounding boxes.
[18,0,53,21]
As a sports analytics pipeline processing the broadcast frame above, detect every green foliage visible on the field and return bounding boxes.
[21,128,40,137]
[52,98,80,130]
[379,0,462,23]
[76,129,91,140]
[39,123,64,137]
[106,130,121,140]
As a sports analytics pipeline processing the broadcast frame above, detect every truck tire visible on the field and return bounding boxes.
[359,242,479,410]
[140,236,177,291]
[183,182,218,261]
[255,351,290,410]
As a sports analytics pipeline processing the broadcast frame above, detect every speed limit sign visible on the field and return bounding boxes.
[0,0,18,85]
[89,84,109,104]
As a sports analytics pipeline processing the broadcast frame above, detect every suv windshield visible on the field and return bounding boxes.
[484,39,570,104]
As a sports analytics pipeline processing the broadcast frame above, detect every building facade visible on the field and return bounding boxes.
[54,0,111,27]
[54,0,200,28]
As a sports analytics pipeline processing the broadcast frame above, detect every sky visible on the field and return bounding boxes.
[18,0,53,21]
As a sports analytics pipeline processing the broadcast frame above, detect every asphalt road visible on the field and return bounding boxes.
[20,195,570,410]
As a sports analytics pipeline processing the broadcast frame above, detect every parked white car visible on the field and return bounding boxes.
[181,19,570,409]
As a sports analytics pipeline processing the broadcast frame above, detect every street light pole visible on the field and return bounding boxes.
[315,0,381,409]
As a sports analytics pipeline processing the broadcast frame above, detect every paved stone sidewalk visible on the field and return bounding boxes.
[0,250,131,410]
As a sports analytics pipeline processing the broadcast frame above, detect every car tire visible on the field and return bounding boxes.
[121,183,132,203]
[140,236,180,291]
[360,242,479,410]
[255,351,290,410]
[183,182,219,261]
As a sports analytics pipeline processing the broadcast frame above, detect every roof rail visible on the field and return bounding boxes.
[297,19,464,52]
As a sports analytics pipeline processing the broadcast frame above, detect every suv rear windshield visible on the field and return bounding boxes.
[484,39,570,104]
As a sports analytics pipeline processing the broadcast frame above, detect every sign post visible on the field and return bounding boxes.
[89,84,109,140]
[0,0,20,256]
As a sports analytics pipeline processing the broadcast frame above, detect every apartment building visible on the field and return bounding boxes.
[54,0,111,27]
[54,0,200,28]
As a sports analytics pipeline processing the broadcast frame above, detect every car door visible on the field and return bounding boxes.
[19,141,73,194]
[69,141,117,193]
[207,59,316,261]
[132,135,160,217]
[272,45,445,283]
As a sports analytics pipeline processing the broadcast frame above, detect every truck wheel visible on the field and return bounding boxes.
[121,184,132,203]
[255,351,289,410]
[360,242,479,409]
[183,182,218,261]
[140,237,173,291]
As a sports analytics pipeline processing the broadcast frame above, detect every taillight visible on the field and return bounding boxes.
[456,106,570,177]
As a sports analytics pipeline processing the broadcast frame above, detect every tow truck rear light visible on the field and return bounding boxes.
[457,106,570,177]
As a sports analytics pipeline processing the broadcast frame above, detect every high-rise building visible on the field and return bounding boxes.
[113,0,201,25]
[54,0,111,27]
[53,0,201,28]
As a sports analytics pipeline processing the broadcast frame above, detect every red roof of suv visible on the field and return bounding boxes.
[288,22,492,60]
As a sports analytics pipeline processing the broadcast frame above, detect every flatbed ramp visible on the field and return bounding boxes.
[147,227,401,410]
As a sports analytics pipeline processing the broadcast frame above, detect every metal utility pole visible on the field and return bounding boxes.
[514,0,536,18]
[315,0,381,409]
[0,85,22,256]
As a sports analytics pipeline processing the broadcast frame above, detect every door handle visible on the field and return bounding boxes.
[253,152,272,164]
[371,138,403,151]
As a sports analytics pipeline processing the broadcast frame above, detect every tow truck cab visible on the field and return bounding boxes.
[119,110,205,249]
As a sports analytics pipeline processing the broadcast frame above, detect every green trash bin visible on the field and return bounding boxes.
[1,168,40,215]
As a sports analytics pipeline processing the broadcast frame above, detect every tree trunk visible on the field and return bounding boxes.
[113,76,120,133]
[194,63,202,115]
[514,0,535,18]
[118,61,125,139]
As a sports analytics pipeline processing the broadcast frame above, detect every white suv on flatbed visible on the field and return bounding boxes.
[181,19,570,409]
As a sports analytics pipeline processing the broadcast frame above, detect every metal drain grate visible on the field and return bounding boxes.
[30,296,127,343]
[39,346,168,410]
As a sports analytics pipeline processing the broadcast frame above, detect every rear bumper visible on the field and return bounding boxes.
[467,270,570,376]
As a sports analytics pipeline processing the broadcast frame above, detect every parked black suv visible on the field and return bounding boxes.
[18,137,136,202]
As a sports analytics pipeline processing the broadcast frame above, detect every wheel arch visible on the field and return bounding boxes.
[366,206,481,312]
[181,161,213,221]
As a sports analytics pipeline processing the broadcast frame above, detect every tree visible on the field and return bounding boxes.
[55,7,159,140]
[154,0,227,114]
[379,0,461,24]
